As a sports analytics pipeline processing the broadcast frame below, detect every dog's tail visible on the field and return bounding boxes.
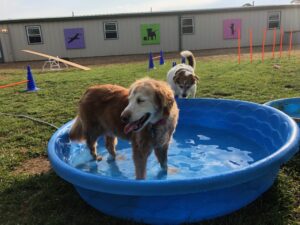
[180,50,196,70]
[69,116,84,141]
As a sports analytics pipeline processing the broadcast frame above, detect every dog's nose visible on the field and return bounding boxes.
[121,113,131,123]
[182,94,187,98]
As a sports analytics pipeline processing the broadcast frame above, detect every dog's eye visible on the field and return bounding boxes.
[137,98,145,104]
[179,85,184,88]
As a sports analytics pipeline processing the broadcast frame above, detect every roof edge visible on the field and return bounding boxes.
[0,4,299,24]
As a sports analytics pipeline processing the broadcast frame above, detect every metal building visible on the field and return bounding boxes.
[0,4,299,63]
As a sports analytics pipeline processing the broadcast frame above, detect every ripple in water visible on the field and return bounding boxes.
[56,124,268,180]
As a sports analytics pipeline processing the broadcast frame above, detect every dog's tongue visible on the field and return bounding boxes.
[124,122,138,134]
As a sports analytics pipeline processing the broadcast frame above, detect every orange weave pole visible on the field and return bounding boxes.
[249,28,253,64]
[279,27,283,58]
[238,29,241,64]
[272,28,276,59]
[262,29,267,63]
[288,31,293,58]
[0,80,28,89]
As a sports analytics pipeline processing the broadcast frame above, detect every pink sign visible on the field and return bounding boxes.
[223,19,242,39]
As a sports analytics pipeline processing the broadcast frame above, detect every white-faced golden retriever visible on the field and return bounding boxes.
[69,78,179,179]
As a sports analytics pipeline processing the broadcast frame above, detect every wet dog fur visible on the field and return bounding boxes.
[69,78,179,179]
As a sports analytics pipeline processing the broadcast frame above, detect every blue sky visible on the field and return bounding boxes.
[0,0,291,20]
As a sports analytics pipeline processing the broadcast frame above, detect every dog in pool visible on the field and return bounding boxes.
[69,78,179,179]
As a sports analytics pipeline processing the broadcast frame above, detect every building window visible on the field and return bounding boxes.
[268,11,281,29]
[0,26,8,33]
[181,17,194,34]
[103,22,118,39]
[26,25,43,44]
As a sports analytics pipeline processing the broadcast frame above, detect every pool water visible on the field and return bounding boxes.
[277,103,300,118]
[56,124,268,180]
[265,98,300,127]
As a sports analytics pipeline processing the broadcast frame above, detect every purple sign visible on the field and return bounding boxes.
[64,28,85,49]
[223,19,242,39]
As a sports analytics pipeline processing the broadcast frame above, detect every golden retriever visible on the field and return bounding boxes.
[69,78,179,179]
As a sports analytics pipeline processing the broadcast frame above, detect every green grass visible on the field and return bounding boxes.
[0,54,299,225]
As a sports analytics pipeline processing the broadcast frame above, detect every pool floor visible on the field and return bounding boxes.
[56,124,269,180]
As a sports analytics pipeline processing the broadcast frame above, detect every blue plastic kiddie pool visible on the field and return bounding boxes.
[48,99,299,225]
[265,97,300,126]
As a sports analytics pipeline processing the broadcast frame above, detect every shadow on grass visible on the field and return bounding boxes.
[1,164,298,225]
[0,171,141,225]
[282,152,300,179]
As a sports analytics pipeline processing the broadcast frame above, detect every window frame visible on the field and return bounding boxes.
[181,17,194,35]
[103,21,119,40]
[267,11,281,30]
[25,25,43,45]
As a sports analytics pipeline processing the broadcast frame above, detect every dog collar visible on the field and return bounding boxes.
[153,118,166,126]
[150,118,166,138]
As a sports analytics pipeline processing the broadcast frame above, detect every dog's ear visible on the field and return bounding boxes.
[173,74,180,84]
[173,69,185,84]
[155,84,175,117]
[188,74,199,82]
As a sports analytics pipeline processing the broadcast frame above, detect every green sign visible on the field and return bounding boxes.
[141,24,160,45]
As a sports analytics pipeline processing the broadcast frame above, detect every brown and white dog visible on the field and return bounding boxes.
[167,50,199,98]
[69,78,179,179]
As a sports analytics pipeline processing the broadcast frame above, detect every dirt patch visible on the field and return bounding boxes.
[12,156,51,175]
[1,45,299,70]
